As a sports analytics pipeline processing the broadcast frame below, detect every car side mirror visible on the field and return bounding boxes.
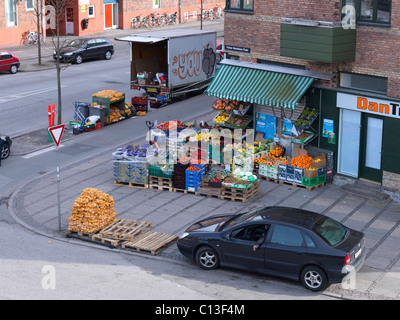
[223,233,230,240]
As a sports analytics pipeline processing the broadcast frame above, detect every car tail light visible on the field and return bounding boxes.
[344,253,351,266]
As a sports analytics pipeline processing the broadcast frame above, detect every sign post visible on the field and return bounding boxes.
[48,124,65,231]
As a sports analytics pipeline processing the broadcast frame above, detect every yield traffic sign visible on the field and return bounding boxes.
[48,124,65,147]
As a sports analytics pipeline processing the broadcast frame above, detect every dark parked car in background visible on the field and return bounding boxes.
[53,37,114,64]
[0,50,20,74]
[177,206,366,291]
[0,134,12,160]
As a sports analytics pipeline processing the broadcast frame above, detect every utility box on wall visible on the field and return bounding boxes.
[280,19,357,63]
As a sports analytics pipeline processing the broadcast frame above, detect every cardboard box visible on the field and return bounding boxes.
[312,153,327,168]
[286,165,295,183]
[294,167,303,184]
[303,167,318,178]
[138,78,149,85]
[278,163,287,181]
[293,144,308,158]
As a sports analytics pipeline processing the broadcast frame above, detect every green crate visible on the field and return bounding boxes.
[318,174,326,185]
[302,176,319,187]
[148,165,173,178]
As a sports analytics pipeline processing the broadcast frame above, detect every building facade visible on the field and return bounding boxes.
[0,0,224,47]
[220,0,400,192]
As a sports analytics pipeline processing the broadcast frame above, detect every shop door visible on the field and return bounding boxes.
[65,7,74,35]
[104,3,118,29]
[338,109,361,177]
[359,115,383,183]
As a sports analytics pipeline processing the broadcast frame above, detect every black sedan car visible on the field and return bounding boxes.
[53,37,114,64]
[0,134,12,160]
[177,206,366,291]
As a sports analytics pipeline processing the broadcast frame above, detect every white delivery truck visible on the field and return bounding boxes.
[116,29,217,107]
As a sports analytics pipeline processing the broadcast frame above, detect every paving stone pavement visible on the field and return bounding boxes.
[8,135,400,300]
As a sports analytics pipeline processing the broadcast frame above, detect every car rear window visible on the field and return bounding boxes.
[313,216,348,246]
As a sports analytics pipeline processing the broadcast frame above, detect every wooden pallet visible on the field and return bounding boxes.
[91,234,121,247]
[278,180,325,191]
[220,181,260,202]
[148,176,174,191]
[114,181,148,189]
[98,218,152,241]
[121,231,178,255]
[195,187,222,199]
[172,187,196,194]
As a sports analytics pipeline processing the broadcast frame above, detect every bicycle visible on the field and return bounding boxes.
[168,12,178,25]
[140,16,151,28]
[132,16,142,28]
[213,6,224,19]
[23,30,44,46]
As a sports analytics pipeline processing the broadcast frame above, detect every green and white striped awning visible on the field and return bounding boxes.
[206,64,314,109]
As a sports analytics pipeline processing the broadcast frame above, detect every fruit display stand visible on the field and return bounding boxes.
[255,148,328,190]
[212,99,253,130]
[91,90,126,126]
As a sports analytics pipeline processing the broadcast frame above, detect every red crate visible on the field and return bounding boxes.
[131,96,148,105]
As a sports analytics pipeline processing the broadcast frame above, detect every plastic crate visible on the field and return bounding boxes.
[318,174,326,185]
[302,176,319,187]
[131,96,148,105]
[149,165,173,178]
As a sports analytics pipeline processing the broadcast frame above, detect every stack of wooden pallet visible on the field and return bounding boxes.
[220,180,260,202]
[68,218,178,255]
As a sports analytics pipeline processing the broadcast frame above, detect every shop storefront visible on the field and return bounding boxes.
[335,92,400,187]
[206,60,333,157]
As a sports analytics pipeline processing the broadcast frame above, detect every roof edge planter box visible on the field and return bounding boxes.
[280,19,356,63]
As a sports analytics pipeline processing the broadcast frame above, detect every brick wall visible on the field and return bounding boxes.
[121,0,225,28]
[224,0,400,99]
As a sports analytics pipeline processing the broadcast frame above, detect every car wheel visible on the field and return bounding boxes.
[104,50,112,60]
[300,266,327,292]
[1,142,10,159]
[9,65,18,74]
[195,246,220,270]
[74,54,83,64]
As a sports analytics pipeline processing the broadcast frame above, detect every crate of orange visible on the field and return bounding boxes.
[269,145,285,158]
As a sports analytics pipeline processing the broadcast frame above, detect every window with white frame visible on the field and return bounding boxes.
[88,5,95,18]
[6,0,17,27]
[26,0,35,11]
[152,0,160,9]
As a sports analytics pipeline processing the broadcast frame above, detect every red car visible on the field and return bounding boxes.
[0,50,20,74]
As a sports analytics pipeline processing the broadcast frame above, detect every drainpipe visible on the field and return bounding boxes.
[179,0,181,23]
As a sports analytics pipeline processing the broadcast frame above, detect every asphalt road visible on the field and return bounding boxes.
[0,199,337,301]
[0,40,131,137]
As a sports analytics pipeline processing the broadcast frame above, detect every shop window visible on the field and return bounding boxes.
[340,72,387,94]
[225,0,254,13]
[26,0,35,11]
[88,5,95,18]
[341,0,391,25]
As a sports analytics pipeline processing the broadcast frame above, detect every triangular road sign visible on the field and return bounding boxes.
[48,124,65,147]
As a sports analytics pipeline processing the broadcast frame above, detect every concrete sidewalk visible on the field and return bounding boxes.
[8,127,400,300]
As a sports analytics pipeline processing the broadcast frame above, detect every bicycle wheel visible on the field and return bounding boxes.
[149,17,156,28]
[160,16,167,26]
[24,35,34,46]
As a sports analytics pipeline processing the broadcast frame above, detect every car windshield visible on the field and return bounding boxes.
[313,216,348,246]
[221,207,267,231]
[66,39,86,47]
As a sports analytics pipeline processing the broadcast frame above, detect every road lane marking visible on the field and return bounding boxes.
[0,86,65,104]
[22,144,64,159]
